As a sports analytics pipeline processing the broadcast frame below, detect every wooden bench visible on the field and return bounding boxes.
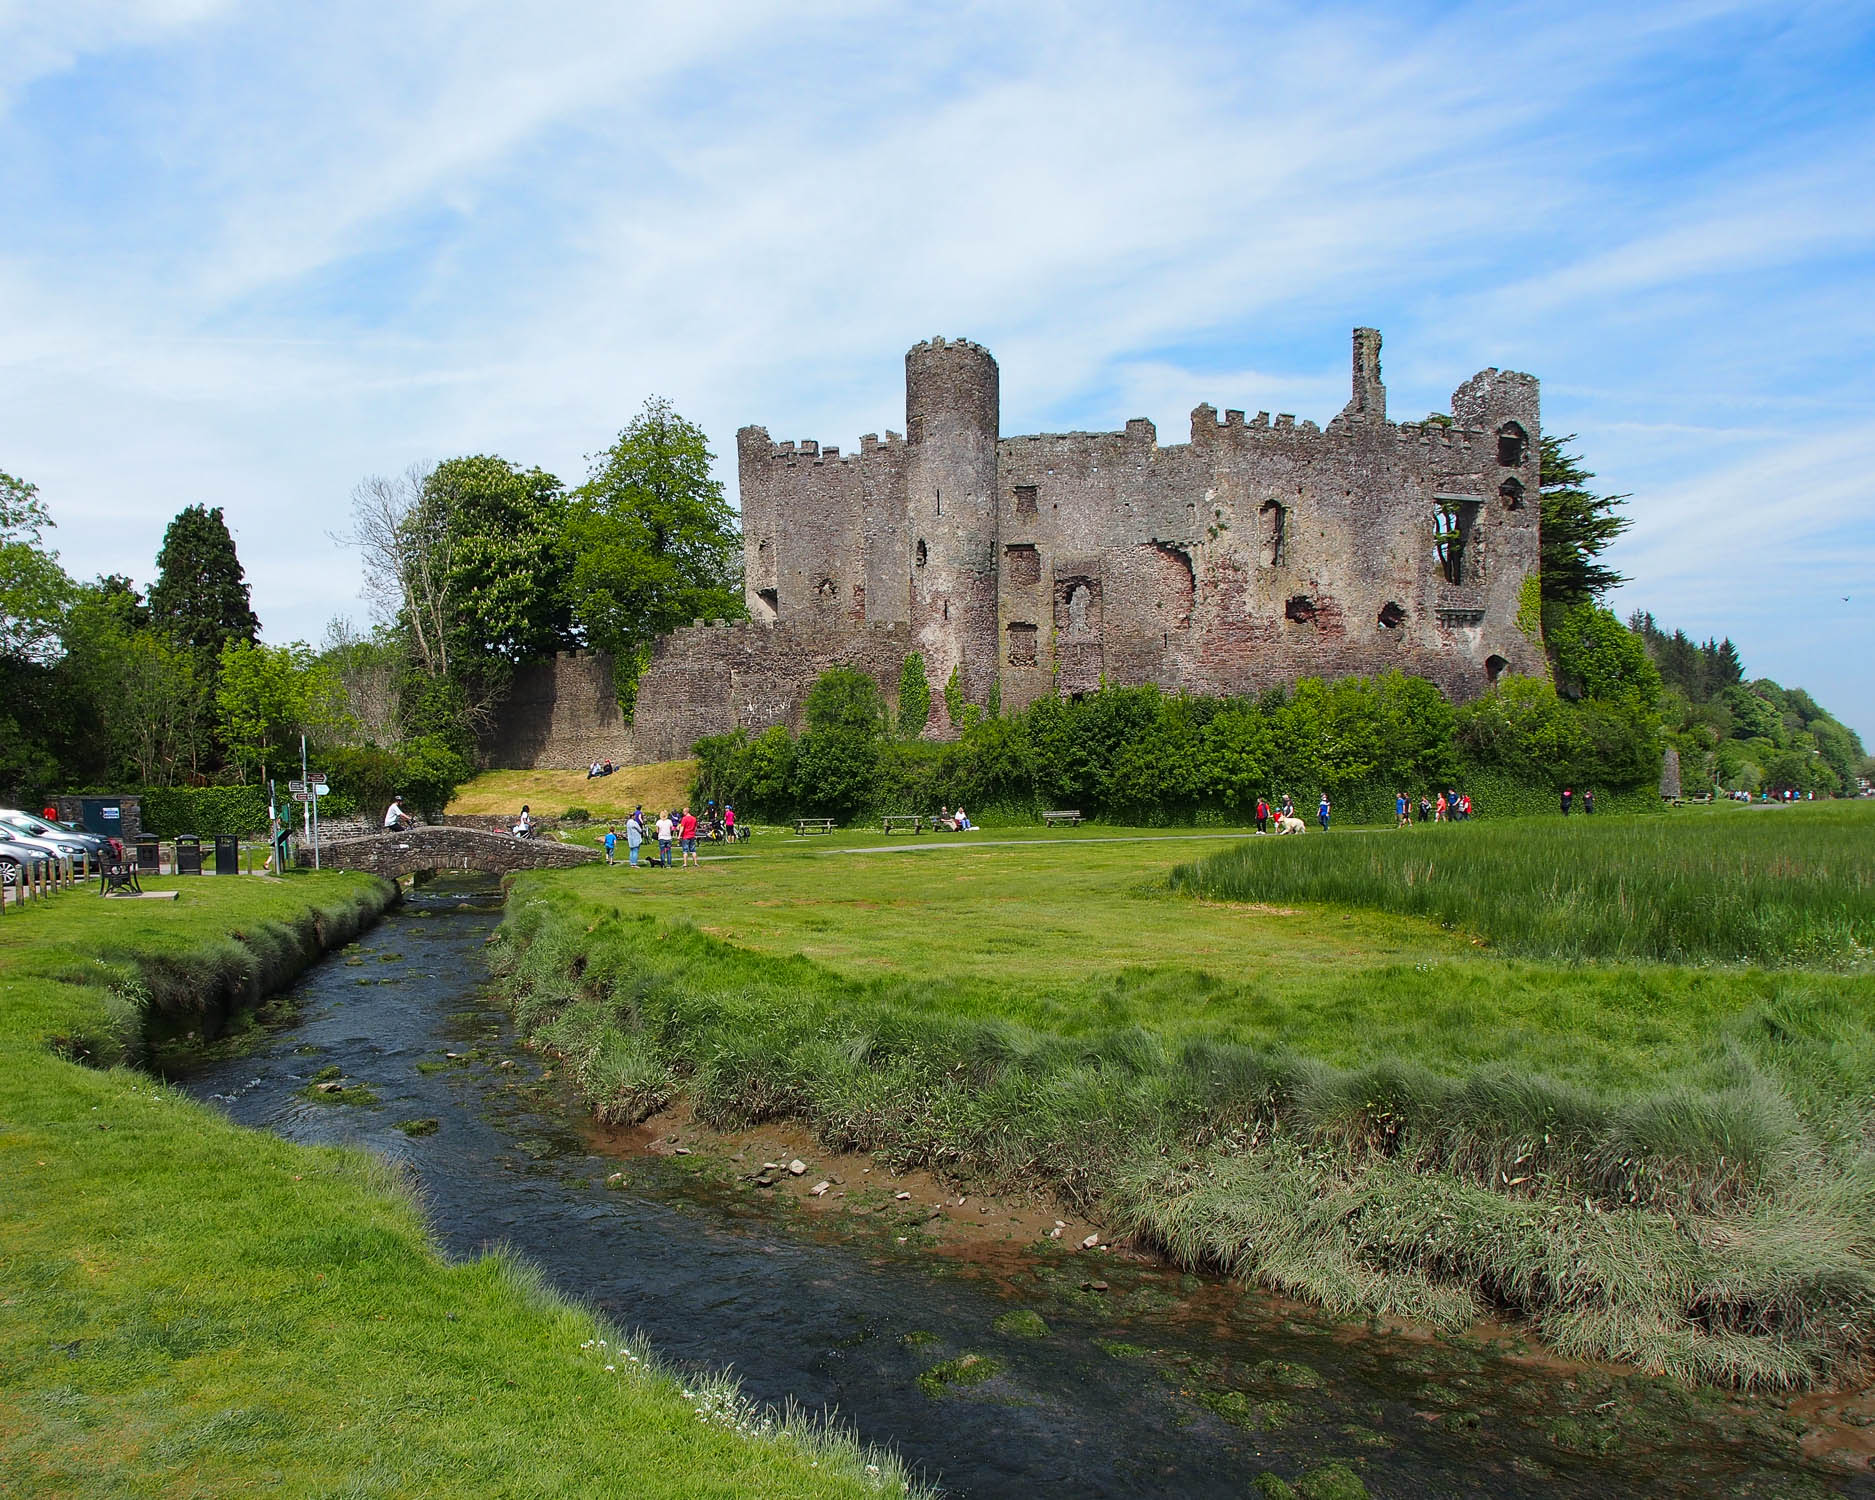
[793,818,837,837]
[1041,810,1084,828]
[881,814,924,834]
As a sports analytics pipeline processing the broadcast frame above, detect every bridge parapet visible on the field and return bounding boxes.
[299,825,600,877]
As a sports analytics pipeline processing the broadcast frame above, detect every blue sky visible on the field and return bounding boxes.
[2,1,1870,740]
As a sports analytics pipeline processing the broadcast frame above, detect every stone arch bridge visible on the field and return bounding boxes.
[299,826,600,878]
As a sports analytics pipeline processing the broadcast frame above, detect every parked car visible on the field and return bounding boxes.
[0,812,98,859]
[0,825,71,885]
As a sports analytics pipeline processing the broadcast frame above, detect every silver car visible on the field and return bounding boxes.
[0,813,97,859]
[0,825,72,886]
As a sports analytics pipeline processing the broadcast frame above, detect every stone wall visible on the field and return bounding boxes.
[630,618,914,763]
[477,651,634,770]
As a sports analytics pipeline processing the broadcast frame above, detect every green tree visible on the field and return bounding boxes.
[424,456,571,666]
[0,469,72,663]
[1540,436,1630,608]
[1548,604,1660,709]
[216,640,346,782]
[149,504,260,663]
[896,653,931,737]
[564,398,744,714]
[794,668,884,820]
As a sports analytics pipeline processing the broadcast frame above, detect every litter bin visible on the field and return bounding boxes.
[214,835,240,874]
[174,835,203,875]
[134,836,161,874]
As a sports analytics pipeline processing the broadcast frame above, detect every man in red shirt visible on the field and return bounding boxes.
[679,806,699,867]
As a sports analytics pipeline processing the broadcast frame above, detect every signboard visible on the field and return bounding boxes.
[288,780,331,797]
[291,790,317,803]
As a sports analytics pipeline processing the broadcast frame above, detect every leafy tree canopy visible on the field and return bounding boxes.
[564,398,744,712]
[423,456,571,666]
[0,468,73,663]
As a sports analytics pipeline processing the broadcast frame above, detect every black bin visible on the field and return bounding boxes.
[214,835,240,874]
[134,836,161,874]
[174,835,203,875]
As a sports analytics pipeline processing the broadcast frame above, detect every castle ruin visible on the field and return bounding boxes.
[489,329,1546,766]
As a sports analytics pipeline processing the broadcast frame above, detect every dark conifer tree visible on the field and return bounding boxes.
[148,505,260,660]
[1540,435,1630,607]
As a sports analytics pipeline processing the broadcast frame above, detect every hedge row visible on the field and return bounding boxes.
[133,786,270,837]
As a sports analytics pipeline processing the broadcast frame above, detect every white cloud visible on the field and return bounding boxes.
[1,0,1870,741]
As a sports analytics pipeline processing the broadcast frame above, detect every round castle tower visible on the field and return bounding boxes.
[904,337,1000,733]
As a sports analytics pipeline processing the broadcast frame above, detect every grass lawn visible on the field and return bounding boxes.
[495,807,1875,1388]
[447,761,697,822]
[0,873,918,1498]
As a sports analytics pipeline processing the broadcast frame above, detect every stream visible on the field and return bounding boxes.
[179,878,1872,1499]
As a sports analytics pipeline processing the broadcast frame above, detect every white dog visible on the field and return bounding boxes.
[1274,814,1307,835]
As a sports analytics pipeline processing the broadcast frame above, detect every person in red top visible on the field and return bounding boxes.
[678,806,699,867]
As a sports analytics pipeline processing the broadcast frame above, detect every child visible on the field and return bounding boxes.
[603,825,617,865]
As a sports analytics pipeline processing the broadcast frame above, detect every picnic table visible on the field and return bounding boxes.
[1041,810,1084,827]
[882,814,924,834]
[793,818,837,837]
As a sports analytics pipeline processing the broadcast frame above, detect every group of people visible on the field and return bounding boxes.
[1558,787,1596,816]
[600,802,738,868]
[1251,793,1334,833]
[934,805,975,831]
[586,760,618,780]
[1399,789,1479,826]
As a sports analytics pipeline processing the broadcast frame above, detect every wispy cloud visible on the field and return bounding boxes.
[1,0,1870,739]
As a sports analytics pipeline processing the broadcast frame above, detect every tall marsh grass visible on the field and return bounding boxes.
[1171,805,1875,966]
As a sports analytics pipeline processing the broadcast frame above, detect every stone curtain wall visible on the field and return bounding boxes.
[630,619,913,762]
[476,651,634,770]
[300,825,600,877]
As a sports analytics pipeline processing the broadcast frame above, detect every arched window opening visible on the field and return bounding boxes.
[1259,500,1288,568]
[1497,422,1528,468]
[816,576,837,599]
[1486,653,1509,684]
[1499,477,1525,510]
[1378,601,1406,629]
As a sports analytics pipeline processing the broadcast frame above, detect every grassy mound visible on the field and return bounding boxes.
[0,874,920,1498]
[448,761,697,822]
[491,822,1875,1388]
[1170,802,1875,967]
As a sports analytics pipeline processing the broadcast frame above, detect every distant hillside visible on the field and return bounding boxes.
[1629,612,1869,796]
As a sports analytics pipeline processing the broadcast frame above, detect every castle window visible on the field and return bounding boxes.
[1497,422,1528,468]
[1434,497,1482,585]
[1499,477,1525,510]
[1259,500,1288,567]
[1005,543,1041,587]
[817,576,837,599]
[1487,654,1509,683]
[1006,622,1039,666]
[1378,601,1405,629]
[754,588,778,623]
[1014,485,1038,517]
[915,539,927,568]
[1285,595,1318,625]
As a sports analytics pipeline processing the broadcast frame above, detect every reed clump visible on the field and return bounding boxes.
[1170,805,1875,967]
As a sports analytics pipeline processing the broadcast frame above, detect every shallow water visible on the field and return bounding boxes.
[180,879,1872,1499]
